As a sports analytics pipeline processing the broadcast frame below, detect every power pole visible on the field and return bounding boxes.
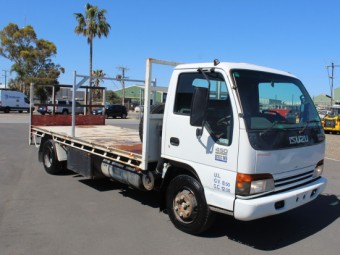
[2,70,8,89]
[117,66,129,106]
[326,62,340,107]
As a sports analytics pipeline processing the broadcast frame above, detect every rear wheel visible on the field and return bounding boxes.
[18,110,23,113]
[166,175,215,235]
[62,109,68,115]
[121,113,127,119]
[42,140,63,175]
[4,107,10,113]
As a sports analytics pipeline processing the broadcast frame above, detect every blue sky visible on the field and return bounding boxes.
[1,0,340,97]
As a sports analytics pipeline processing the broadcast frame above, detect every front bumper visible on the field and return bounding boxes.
[234,177,327,221]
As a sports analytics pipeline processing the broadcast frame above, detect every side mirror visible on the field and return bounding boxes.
[190,87,209,127]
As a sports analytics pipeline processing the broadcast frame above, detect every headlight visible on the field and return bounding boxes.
[313,160,324,178]
[236,173,274,196]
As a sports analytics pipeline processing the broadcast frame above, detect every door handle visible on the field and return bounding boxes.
[170,137,180,146]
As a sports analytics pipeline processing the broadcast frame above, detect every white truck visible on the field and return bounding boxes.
[0,89,31,113]
[29,58,327,234]
[46,99,84,115]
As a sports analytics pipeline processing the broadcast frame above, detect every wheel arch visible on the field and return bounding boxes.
[159,160,202,211]
[38,135,52,162]
[38,135,67,162]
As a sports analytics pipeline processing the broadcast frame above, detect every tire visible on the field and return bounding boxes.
[166,175,215,235]
[139,104,165,141]
[62,109,69,115]
[121,113,127,119]
[42,140,63,175]
[18,110,23,113]
[4,107,10,113]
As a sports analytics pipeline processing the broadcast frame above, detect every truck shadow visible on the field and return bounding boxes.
[76,177,339,250]
[204,193,340,250]
[78,178,160,208]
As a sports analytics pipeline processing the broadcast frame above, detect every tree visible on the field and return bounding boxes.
[0,23,64,102]
[106,90,121,104]
[74,3,111,107]
[92,69,105,100]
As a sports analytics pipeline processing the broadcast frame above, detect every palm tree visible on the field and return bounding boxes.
[74,3,111,109]
[92,69,105,100]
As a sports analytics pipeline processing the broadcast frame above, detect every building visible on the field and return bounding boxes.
[313,87,340,108]
[114,84,167,107]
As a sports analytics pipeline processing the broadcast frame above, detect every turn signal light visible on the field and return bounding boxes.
[236,173,274,196]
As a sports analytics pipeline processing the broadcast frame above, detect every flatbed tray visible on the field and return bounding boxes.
[31,125,143,168]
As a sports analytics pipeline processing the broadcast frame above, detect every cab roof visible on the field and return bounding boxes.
[175,62,297,78]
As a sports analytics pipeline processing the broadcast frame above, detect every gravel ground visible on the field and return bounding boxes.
[325,133,340,161]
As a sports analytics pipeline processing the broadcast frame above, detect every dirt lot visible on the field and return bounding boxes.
[325,133,340,161]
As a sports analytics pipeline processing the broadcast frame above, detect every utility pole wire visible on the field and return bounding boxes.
[326,62,340,106]
[2,70,8,89]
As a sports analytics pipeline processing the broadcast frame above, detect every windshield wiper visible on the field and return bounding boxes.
[260,121,286,136]
[299,120,320,134]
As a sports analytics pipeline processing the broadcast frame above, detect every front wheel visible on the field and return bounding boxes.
[166,175,215,235]
[42,140,63,175]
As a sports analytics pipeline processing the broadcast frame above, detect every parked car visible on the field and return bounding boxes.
[92,104,127,119]
[92,108,103,115]
[318,110,330,119]
[134,105,144,112]
[47,99,84,115]
[37,105,48,115]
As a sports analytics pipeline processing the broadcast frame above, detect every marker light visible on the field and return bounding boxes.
[236,173,274,196]
[313,160,324,178]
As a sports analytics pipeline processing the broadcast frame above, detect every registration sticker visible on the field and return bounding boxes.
[215,148,228,162]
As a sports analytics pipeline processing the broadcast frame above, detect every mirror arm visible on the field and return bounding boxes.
[196,68,211,138]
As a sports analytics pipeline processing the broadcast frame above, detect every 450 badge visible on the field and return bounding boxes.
[215,148,228,162]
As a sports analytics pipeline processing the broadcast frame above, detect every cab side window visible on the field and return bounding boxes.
[174,72,233,145]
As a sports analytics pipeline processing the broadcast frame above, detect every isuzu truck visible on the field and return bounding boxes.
[29,58,327,234]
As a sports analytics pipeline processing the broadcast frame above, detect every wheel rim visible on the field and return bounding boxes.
[44,147,53,168]
[173,188,198,224]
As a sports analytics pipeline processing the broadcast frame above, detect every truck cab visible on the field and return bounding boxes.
[160,61,326,233]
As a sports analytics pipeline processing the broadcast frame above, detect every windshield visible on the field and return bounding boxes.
[330,107,340,116]
[232,69,324,150]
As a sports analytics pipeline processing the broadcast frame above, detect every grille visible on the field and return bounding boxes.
[274,170,314,190]
[324,120,336,128]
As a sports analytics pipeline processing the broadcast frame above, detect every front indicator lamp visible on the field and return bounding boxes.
[236,173,274,196]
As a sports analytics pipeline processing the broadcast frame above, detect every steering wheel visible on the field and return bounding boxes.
[217,115,231,126]
[262,109,280,116]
